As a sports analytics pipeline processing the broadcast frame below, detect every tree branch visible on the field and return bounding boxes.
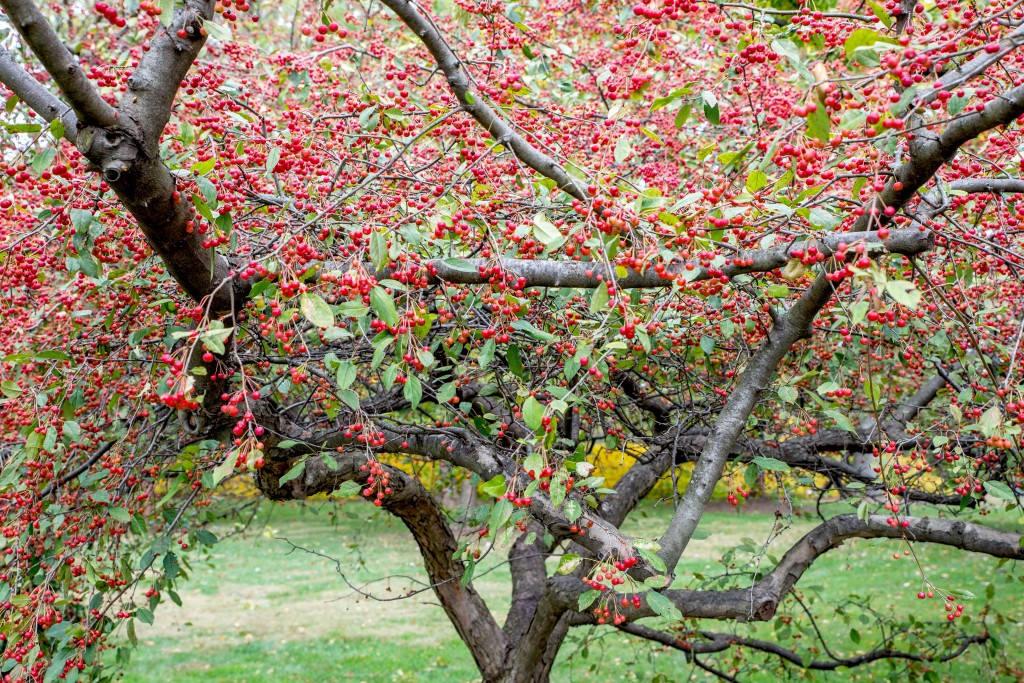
[617,622,988,671]
[0,44,77,141]
[657,271,839,570]
[117,0,216,151]
[322,227,934,291]
[858,82,1024,232]
[917,23,1024,107]
[0,0,117,126]
[378,0,587,201]
[552,513,1022,623]
[657,80,1024,572]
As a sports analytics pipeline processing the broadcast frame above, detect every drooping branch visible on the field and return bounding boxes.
[0,0,117,126]
[266,422,646,574]
[0,44,77,141]
[1,0,240,313]
[378,0,587,201]
[617,622,989,672]
[944,177,1024,197]
[116,0,215,151]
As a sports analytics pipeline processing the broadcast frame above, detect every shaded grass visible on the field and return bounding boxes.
[119,500,1024,682]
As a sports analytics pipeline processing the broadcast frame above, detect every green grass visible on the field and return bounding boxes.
[118,500,1024,682]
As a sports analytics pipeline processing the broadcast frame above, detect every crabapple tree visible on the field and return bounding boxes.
[2,0,1024,680]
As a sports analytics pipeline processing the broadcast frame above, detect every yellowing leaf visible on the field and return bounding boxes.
[300,293,334,328]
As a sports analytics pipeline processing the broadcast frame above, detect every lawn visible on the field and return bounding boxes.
[118,498,1024,682]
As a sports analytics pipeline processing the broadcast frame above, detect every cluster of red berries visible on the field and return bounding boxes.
[220,390,259,418]
[502,491,533,508]
[93,2,127,26]
[726,486,749,506]
[215,0,256,23]
[582,556,639,592]
[360,460,391,507]
[299,21,347,42]
[156,354,200,410]
[916,591,966,622]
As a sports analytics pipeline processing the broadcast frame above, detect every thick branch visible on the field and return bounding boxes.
[917,23,1024,107]
[657,81,1024,572]
[326,227,932,291]
[378,0,587,201]
[657,272,838,569]
[0,44,77,141]
[857,82,1024,232]
[0,0,117,126]
[553,513,1023,623]
[118,0,216,151]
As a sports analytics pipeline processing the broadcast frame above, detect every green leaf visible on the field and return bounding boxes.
[806,105,830,143]
[158,0,175,25]
[556,553,583,575]
[984,481,1016,501]
[333,480,363,497]
[533,213,562,246]
[300,293,334,328]
[651,88,687,111]
[522,396,544,432]
[481,474,507,498]
[335,361,357,390]
[645,590,682,621]
[589,282,610,314]
[195,529,218,545]
[1,380,23,398]
[510,319,554,341]
[441,257,476,272]
[866,0,892,27]
[435,382,457,404]
[979,405,1003,438]
[578,589,600,612]
[370,231,389,271]
[778,386,797,404]
[359,105,380,131]
[191,157,216,176]
[563,499,582,521]
[403,375,422,410]
[826,409,859,434]
[478,338,496,368]
[751,456,790,472]
[278,460,306,485]
[701,91,720,125]
[885,280,922,309]
[70,208,93,235]
[265,147,281,175]
[746,170,768,193]
[890,85,918,116]
[507,344,524,378]
[844,29,898,60]
[370,287,400,327]
[49,118,64,141]
[202,19,232,42]
[674,103,691,129]
[614,135,632,163]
